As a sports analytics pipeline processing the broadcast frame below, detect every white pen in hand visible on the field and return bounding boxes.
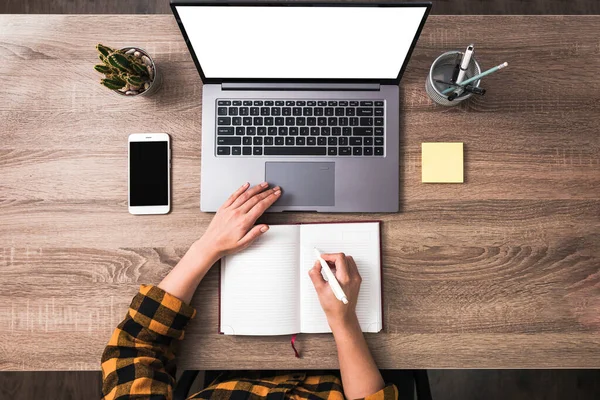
[314,248,348,304]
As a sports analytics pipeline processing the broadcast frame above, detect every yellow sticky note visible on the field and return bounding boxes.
[421,142,464,183]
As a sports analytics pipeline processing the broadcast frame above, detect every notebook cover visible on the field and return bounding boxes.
[218,220,384,334]
[218,259,222,334]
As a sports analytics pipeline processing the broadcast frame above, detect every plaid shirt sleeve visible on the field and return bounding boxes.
[101,284,196,400]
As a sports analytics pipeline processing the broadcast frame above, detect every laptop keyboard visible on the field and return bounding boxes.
[215,100,385,156]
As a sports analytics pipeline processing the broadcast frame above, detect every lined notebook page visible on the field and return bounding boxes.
[220,225,301,335]
[298,222,382,333]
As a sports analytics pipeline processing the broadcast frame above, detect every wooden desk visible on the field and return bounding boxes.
[1,15,599,371]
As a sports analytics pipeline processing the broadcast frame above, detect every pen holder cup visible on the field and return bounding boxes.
[426,51,481,106]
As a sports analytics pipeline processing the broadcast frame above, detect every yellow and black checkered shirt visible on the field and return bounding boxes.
[101,285,398,400]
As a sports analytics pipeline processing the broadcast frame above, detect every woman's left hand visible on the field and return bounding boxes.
[196,182,281,261]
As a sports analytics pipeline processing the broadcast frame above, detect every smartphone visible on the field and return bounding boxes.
[128,133,171,215]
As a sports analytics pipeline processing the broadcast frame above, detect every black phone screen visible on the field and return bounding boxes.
[129,141,169,206]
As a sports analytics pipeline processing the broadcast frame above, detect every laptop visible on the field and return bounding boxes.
[170,1,431,212]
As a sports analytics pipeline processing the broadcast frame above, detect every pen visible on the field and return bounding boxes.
[435,79,486,96]
[455,44,475,84]
[314,248,348,304]
[442,62,509,95]
[450,53,462,83]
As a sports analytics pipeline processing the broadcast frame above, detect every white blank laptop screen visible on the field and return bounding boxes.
[175,5,428,80]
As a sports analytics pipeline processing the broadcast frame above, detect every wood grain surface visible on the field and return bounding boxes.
[0,371,102,399]
[0,15,599,371]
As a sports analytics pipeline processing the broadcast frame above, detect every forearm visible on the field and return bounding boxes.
[158,239,219,304]
[332,317,385,399]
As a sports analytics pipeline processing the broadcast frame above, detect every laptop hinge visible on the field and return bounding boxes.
[221,82,381,91]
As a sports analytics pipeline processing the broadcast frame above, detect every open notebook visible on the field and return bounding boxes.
[220,221,382,335]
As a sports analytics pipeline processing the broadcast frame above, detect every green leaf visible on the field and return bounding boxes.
[107,57,126,72]
[94,64,112,74]
[96,44,114,57]
[100,79,125,90]
[108,53,132,72]
[126,75,144,86]
[113,76,127,86]
[131,62,148,76]
[102,74,126,86]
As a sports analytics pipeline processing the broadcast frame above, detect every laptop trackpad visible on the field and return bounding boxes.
[265,162,335,206]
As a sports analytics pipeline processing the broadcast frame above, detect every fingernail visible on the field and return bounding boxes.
[261,182,269,188]
[273,186,280,191]
[260,225,269,232]
[274,190,281,196]
[243,182,249,188]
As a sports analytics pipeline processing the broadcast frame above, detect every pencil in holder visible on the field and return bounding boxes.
[425,51,481,106]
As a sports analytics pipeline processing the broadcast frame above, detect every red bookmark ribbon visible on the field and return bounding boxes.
[291,334,300,358]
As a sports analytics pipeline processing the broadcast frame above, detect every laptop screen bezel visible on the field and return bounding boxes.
[170,1,431,85]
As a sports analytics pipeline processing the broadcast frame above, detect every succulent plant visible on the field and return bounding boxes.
[94,44,154,94]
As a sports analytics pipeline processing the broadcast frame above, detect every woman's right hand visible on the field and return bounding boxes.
[309,253,362,331]
[310,254,385,400]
